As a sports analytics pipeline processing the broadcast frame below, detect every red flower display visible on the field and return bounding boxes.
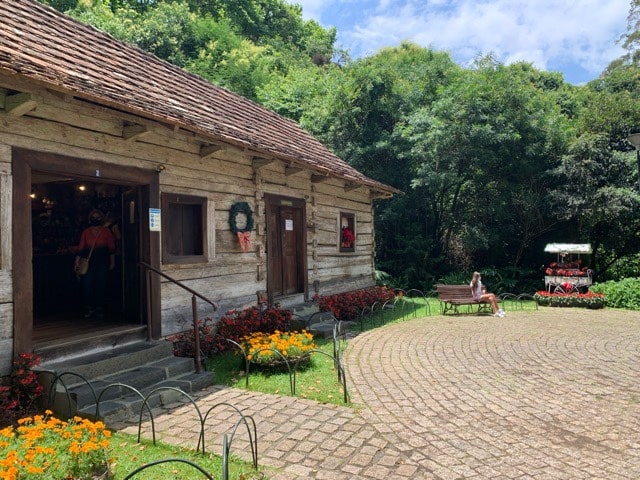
[341,226,355,248]
[314,286,395,321]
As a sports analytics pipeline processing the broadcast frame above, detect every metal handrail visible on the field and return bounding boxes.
[139,261,218,373]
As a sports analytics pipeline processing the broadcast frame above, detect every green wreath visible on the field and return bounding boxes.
[229,201,254,233]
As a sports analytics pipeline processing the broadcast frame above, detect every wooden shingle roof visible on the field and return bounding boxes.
[0,0,399,196]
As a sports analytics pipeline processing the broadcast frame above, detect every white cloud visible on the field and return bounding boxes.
[295,0,630,83]
[295,0,328,21]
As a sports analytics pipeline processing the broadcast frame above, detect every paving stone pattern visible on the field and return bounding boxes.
[116,308,640,479]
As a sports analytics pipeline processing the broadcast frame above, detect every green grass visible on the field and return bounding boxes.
[206,296,540,408]
[208,338,349,405]
[109,432,265,479]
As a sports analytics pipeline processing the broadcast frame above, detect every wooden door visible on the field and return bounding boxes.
[266,196,306,298]
[121,187,142,322]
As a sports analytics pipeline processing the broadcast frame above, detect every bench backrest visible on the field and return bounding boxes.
[436,284,473,300]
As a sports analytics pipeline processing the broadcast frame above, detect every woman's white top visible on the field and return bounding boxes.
[471,280,483,300]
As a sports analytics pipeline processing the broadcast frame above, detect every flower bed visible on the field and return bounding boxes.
[169,317,218,359]
[533,290,605,309]
[0,411,112,479]
[241,330,316,370]
[314,286,395,321]
[169,306,293,357]
[0,353,44,428]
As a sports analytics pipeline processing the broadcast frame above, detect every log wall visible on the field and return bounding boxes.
[0,75,379,373]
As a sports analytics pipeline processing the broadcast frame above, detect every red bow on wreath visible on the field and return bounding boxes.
[237,231,251,252]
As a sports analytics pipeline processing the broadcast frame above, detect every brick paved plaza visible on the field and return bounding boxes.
[118,308,640,479]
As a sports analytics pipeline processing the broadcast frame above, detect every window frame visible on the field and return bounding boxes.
[338,212,356,253]
[161,192,208,264]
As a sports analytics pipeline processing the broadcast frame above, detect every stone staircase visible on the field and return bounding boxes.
[276,294,354,338]
[36,337,214,426]
[32,298,347,427]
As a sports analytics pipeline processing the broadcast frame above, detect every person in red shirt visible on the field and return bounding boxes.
[74,209,116,318]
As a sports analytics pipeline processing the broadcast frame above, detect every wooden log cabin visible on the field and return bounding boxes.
[0,0,398,374]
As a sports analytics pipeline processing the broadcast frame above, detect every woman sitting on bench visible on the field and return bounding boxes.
[470,272,506,317]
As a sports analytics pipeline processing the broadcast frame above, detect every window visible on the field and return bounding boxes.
[339,212,355,253]
[162,193,207,264]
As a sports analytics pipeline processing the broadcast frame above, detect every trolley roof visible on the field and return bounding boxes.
[544,243,592,254]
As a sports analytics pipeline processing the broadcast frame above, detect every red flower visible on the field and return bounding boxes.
[341,227,355,245]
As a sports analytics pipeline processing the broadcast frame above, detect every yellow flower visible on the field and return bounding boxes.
[241,330,316,365]
[0,413,112,479]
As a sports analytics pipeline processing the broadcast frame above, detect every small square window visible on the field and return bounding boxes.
[162,193,207,264]
[339,212,355,253]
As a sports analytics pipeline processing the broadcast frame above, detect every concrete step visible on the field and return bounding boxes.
[34,324,148,363]
[39,341,177,381]
[77,371,215,424]
[308,320,358,339]
[290,302,320,318]
[36,340,214,426]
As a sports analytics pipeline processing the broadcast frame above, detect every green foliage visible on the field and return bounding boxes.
[208,338,347,406]
[50,0,338,101]
[404,58,571,271]
[604,253,640,280]
[605,0,640,70]
[436,272,470,286]
[548,132,640,278]
[38,0,640,286]
[590,278,640,310]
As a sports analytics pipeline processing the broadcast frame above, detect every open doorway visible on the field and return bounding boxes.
[12,148,161,355]
[31,174,142,327]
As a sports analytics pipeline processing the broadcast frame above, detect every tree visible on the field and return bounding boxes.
[549,133,640,277]
[317,44,460,286]
[45,0,337,100]
[616,0,640,66]
[402,57,571,273]
[548,79,640,278]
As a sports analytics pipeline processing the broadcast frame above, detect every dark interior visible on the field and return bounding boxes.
[31,173,141,327]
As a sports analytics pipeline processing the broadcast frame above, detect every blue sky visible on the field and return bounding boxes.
[295,0,630,85]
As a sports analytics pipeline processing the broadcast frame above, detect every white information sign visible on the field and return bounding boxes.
[285,219,293,231]
[149,208,161,231]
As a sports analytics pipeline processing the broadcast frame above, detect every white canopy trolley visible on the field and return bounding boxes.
[543,243,593,293]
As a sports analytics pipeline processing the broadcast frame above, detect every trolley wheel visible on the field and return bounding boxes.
[554,284,578,294]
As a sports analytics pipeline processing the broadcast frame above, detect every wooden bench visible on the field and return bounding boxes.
[435,284,494,315]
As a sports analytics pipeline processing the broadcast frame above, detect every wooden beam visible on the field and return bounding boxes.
[344,182,360,192]
[5,92,42,116]
[0,89,6,110]
[285,166,304,176]
[370,191,388,199]
[252,156,275,169]
[200,144,224,159]
[311,174,330,183]
[47,89,74,102]
[122,124,149,141]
